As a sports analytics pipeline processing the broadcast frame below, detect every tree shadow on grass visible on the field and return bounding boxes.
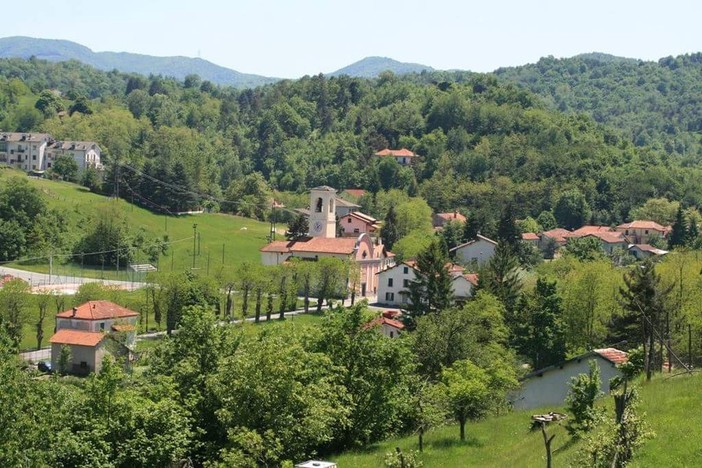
[553,436,578,453]
[430,436,483,449]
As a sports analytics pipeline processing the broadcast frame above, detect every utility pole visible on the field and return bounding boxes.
[207,251,211,275]
[49,252,53,284]
[192,224,198,269]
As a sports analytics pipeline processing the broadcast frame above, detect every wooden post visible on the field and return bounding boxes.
[540,422,555,468]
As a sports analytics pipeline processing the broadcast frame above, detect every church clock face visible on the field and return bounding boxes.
[313,221,323,233]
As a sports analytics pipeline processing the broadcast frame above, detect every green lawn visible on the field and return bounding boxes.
[1,168,272,278]
[332,372,702,467]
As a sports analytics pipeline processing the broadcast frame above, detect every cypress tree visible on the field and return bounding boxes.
[668,205,687,249]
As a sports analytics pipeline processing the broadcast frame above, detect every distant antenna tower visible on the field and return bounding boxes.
[197,49,201,58]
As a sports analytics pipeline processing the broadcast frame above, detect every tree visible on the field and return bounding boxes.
[315,303,414,449]
[406,378,444,452]
[537,211,557,231]
[81,166,102,192]
[497,203,521,251]
[35,293,51,350]
[405,239,454,325]
[314,257,346,312]
[441,220,464,253]
[440,360,492,441]
[630,198,679,226]
[395,198,433,239]
[477,243,522,319]
[463,213,481,242]
[380,205,400,250]
[0,219,26,261]
[68,95,93,115]
[0,278,31,349]
[285,214,309,241]
[616,260,673,381]
[564,236,605,262]
[565,360,604,437]
[554,189,592,230]
[668,204,687,249]
[35,90,64,116]
[52,155,79,181]
[514,277,567,369]
[686,215,699,246]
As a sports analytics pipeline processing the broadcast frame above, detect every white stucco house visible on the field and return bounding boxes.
[628,244,669,260]
[510,348,628,410]
[450,234,497,266]
[0,132,102,173]
[376,261,478,307]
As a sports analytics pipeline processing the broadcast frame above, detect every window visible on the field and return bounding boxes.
[347,218,352,223]
[385,292,395,302]
[32,155,36,160]
[100,322,105,331]
[388,278,394,287]
[315,197,323,212]
[645,230,649,234]
[400,292,409,304]
[403,266,409,274]
[403,279,410,287]
[390,331,394,338]
[353,228,360,233]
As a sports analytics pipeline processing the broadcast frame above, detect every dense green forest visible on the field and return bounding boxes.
[2,55,702,228]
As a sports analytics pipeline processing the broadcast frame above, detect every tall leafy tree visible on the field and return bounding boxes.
[440,360,492,442]
[285,214,309,240]
[405,239,454,325]
[0,278,30,349]
[497,203,521,251]
[554,189,592,230]
[514,277,567,370]
[477,243,522,320]
[668,204,687,249]
[380,205,400,250]
[615,259,673,381]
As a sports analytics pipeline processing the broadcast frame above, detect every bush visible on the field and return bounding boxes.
[565,359,604,436]
[384,448,423,468]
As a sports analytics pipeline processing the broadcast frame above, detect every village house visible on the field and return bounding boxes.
[521,232,540,247]
[579,231,629,254]
[45,140,102,172]
[339,211,381,237]
[450,234,498,266]
[374,148,418,166]
[365,311,406,338]
[260,186,394,297]
[539,228,571,249]
[49,300,138,375]
[628,244,669,260]
[376,260,478,307]
[0,132,51,172]
[432,211,467,229]
[341,188,366,200]
[0,132,101,173]
[511,348,628,410]
[616,220,671,244]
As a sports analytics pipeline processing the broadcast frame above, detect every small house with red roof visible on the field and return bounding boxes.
[521,232,540,247]
[580,231,629,254]
[50,300,138,375]
[432,211,467,229]
[374,148,418,166]
[615,220,671,244]
[511,348,628,410]
[340,211,381,237]
[365,314,406,338]
[628,244,669,260]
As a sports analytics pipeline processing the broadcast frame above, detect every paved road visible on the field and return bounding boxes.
[0,265,147,292]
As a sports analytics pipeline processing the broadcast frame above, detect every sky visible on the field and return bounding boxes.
[3,0,702,78]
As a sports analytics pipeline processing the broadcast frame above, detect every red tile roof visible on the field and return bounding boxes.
[450,234,498,251]
[289,237,358,255]
[616,220,670,232]
[50,329,106,347]
[541,228,571,244]
[347,211,377,224]
[594,348,628,365]
[259,240,293,253]
[56,301,138,321]
[564,225,613,238]
[365,316,405,331]
[375,148,417,157]
[522,232,540,241]
[583,231,628,244]
[343,189,366,198]
[464,273,479,286]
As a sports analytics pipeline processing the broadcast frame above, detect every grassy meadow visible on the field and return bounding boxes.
[0,168,272,279]
[332,372,702,467]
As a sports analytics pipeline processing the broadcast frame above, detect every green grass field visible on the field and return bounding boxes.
[1,168,272,279]
[332,372,702,467]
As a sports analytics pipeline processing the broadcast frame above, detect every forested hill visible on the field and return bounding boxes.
[329,56,434,78]
[493,52,702,157]
[0,36,278,88]
[2,56,702,232]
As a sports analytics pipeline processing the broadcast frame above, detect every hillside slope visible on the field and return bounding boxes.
[329,56,434,77]
[0,36,278,88]
[332,372,702,467]
[0,168,271,277]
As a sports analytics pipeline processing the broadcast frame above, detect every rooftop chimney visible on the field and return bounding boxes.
[72,307,77,317]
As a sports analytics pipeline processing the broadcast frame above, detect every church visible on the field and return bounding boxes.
[260,186,394,297]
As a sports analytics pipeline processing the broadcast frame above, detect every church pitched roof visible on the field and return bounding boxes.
[260,237,359,255]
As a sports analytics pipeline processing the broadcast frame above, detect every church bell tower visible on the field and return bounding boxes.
[308,186,337,238]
